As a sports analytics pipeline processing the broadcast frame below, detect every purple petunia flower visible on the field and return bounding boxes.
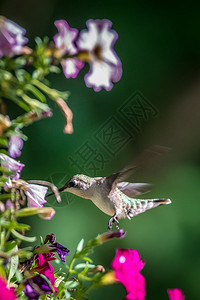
[24,275,52,300]
[35,234,70,263]
[54,20,84,79]
[8,135,23,158]
[49,242,70,262]
[0,16,28,58]
[77,19,122,92]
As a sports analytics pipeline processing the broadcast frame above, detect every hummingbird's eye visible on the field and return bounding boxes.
[68,180,76,187]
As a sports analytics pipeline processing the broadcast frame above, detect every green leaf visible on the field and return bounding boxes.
[11,229,36,242]
[76,238,84,253]
[4,241,17,253]
[64,290,71,298]
[64,280,79,289]
[35,36,42,46]
[75,263,95,270]
[81,257,93,263]
[0,193,12,201]
[49,66,61,74]
[15,269,23,282]
[0,138,8,147]
[17,249,33,258]
[40,236,43,245]
[0,219,30,231]
[14,57,26,68]
[8,244,18,283]
[0,265,6,277]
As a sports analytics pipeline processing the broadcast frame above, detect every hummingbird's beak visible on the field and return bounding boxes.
[45,182,68,198]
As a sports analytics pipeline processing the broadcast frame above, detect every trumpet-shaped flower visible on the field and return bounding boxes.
[0,276,16,300]
[0,153,24,180]
[25,184,48,207]
[77,19,122,91]
[167,288,185,300]
[54,20,84,78]
[35,234,70,263]
[24,275,52,300]
[34,254,57,292]
[8,135,23,158]
[111,249,145,300]
[0,17,28,58]
[48,242,70,262]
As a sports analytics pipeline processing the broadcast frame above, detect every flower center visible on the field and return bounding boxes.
[119,256,126,263]
[93,44,102,60]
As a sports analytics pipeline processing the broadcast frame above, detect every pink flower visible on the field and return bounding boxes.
[54,20,84,78]
[0,277,16,300]
[77,19,122,91]
[0,16,28,58]
[168,289,185,300]
[111,249,146,300]
[33,254,57,292]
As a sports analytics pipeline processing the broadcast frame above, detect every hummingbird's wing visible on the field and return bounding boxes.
[117,182,152,197]
[105,167,136,192]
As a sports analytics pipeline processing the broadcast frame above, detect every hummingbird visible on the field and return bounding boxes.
[46,167,171,230]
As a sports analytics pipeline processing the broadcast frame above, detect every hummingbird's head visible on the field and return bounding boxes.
[60,174,94,199]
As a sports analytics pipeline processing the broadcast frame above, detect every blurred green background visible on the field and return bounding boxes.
[1,0,200,299]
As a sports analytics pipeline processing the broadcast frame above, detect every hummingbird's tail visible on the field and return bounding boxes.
[144,198,171,210]
[152,198,171,206]
[127,198,171,219]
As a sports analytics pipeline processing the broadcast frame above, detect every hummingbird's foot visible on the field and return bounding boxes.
[108,215,119,231]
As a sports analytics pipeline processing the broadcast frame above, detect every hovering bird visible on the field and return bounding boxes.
[46,167,171,230]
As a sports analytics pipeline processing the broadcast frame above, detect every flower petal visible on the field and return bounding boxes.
[167,288,185,300]
[0,17,28,58]
[26,184,48,207]
[54,20,78,56]
[77,19,99,51]
[0,277,16,300]
[111,249,146,300]
[0,153,24,173]
[84,60,114,91]
[61,58,84,79]
[24,274,52,300]
[49,242,70,262]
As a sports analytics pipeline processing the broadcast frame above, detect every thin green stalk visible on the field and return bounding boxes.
[65,257,76,281]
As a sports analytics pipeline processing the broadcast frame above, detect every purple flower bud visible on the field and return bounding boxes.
[0,16,28,58]
[8,135,23,158]
[98,229,126,242]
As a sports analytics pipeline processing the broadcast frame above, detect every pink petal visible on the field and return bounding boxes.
[167,289,185,300]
